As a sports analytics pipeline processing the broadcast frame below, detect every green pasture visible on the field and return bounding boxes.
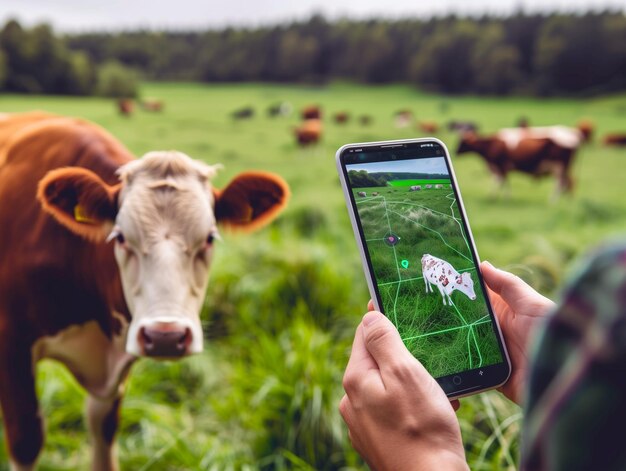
[1,82,626,470]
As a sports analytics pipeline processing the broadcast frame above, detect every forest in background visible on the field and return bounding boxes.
[0,11,625,97]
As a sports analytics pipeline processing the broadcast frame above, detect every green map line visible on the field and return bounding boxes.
[386,208,472,263]
[471,326,483,367]
[446,192,471,255]
[377,266,476,287]
[355,192,486,371]
[383,197,402,326]
[386,200,459,222]
[402,319,492,341]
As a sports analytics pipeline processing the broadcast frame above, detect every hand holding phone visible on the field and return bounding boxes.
[337,138,511,398]
[340,310,468,470]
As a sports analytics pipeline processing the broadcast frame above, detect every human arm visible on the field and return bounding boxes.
[339,311,469,471]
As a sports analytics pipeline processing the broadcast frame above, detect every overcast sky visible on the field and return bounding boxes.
[2,0,625,32]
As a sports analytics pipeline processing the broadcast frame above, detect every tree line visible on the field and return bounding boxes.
[348,171,450,187]
[1,11,625,97]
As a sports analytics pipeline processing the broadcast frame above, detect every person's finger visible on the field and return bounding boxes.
[361,311,424,384]
[338,394,351,423]
[451,399,461,411]
[344,322,379,387]
[367,299,375,311]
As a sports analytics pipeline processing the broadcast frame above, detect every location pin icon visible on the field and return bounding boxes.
[401,260,409,269]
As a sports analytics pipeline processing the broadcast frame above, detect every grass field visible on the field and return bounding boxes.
[1,81,626,470]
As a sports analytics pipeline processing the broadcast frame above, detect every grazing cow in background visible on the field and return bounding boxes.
[116,99,133,117]
[447,120,478,134]
[140,99,164,112]
[417,121,439,134]
[358,115,372,126]
[0,112,289,470]
[301,105,322,120]
[394,109,413,128]
[435,184,443,189]
[457,130,582,197]
[267,102,292,118]
[294,119,322,146]
[425,184,432,189]
[231,106,255,120]
[421,254,476,306]
[603,133,626,147]
[357,191,367,197]
[409,185,421,191]
[333,112,350,124]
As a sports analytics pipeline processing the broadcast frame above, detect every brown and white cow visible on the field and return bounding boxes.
[456,129,582,197]
[0,112,289,470]
[293,119,322,147]
[421,254,476,306]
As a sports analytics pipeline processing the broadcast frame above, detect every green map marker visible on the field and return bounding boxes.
[401,259,409,269]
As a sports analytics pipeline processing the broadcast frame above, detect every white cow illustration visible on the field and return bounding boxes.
[421,254,476,305]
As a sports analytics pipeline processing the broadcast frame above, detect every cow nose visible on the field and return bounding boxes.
[138,324,192,358]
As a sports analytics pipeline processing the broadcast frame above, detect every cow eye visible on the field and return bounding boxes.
[205,230,221,247]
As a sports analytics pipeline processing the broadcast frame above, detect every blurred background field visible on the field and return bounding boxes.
[1,81,625,470]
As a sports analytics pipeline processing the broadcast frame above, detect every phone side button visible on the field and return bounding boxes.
[452,376,462,386]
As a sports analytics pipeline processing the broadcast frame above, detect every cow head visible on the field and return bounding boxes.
[456,132,477,155]
[38,151,289,359]
[456,272,477,301]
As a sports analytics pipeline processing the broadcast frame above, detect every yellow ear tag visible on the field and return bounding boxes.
[74,205,97,224]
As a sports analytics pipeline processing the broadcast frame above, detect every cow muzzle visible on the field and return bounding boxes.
[132,318,202,359]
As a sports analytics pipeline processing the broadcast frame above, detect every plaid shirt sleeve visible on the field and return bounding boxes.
[521,242,626,471]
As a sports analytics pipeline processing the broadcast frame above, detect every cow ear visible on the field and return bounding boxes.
[214,171,289,232]
[37,167,120,242]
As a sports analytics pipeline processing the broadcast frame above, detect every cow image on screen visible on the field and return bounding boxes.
[421,254,476,306]
[0,112,289,471]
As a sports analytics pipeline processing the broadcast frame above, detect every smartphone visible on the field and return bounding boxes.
[336,138,511,398]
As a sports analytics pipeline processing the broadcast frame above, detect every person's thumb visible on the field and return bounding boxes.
[361,311,411,368]
[482,261,532,301]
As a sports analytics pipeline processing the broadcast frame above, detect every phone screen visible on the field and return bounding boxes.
[338,139,509,396]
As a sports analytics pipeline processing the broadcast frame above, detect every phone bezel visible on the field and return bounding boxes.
[336,137,511,399]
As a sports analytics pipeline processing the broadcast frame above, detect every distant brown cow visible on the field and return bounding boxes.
[141,99,164,112]
[301,105,322,120]
[334,112,350,124]
[359,115,373,126]
[0,112,289,469]
[294,119,322,146]
[457,132,579,196]
[417,121,438,133]
[603,133,626,147]
[117,99,133,117]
